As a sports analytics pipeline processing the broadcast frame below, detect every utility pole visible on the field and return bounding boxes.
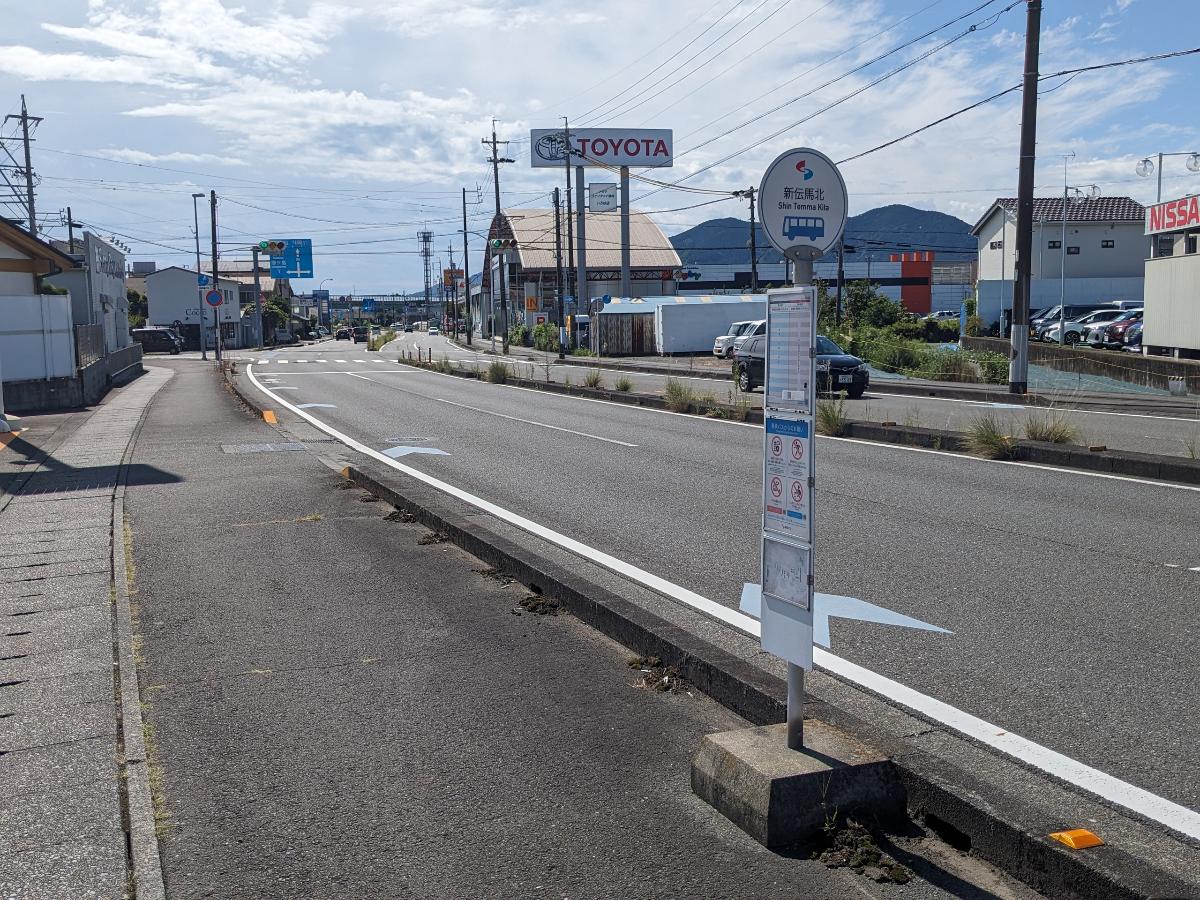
[191,193,207,360]
[563,118,575,344]
[418,230,434,326]
[554,187,565,360]
[65,207,84,254]
[4,95,42,236]
[1009,0,1042,394]
[747,188,759,291]
[447,243,458,337]
[209,190,222,361]
[483,121,514,353]
[462,187,472,346]
[251,246,264,347]
[836,237,845,327]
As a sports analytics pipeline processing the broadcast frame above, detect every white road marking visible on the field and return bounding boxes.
[1190,566,1200,573]
[246,362,1200,842]
[336,359,347,363]
[880,390,1200,425]
[1166,564,1181,568]
[276,360,288,364]
[434,398,637,447]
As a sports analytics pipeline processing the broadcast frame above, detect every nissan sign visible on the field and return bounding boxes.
[531,128,673,169]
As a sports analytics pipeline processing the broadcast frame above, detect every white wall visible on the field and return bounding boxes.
[0,294,76,381]
[0,240,37,295]
[978,209,1147,283]
[1144,253,1200,352]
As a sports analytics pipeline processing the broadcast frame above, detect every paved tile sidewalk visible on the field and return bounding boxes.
[0,368,171,900]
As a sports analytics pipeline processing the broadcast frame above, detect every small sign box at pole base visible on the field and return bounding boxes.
[757,147,848,751]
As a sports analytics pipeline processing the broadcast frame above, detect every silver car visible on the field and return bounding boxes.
[713,320,757,358]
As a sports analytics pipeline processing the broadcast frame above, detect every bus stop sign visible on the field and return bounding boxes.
[757,147,848,262]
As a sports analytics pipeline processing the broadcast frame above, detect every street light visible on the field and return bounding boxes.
[191,192,207,360]
[1135,150,1200,202]
[1056,175,1100,345]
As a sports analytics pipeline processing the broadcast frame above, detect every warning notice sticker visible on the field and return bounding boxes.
[763,415,812,542]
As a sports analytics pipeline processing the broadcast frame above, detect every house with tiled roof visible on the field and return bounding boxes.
[970,196,1146,327]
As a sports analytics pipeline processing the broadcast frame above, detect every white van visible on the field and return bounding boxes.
[713,320,757,358]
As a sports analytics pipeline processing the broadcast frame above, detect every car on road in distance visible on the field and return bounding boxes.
[335,328,350,340]
[713,320,757,358]
[428,325,440,335]
[351,326,368,343]
[403,325,413,333]
[131,327,182,354]
[731,319,766,355]
[734,334,868,398]
[1038,308,1126,344]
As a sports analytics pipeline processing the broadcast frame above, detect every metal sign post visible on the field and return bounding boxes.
[757,148,848,751]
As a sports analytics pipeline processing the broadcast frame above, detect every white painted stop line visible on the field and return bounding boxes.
[245,363,1200,842]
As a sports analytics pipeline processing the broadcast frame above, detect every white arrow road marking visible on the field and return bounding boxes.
[738,584,951,648]
[297,403,337,410]
[382,446,450,458]
[244,363,1200,842]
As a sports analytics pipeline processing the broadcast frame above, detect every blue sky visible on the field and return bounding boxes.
[0,0,1196,294]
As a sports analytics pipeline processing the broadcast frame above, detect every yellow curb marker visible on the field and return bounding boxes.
[1049,829,1104,850]
[0,429,25,450]
[262,410,277,424]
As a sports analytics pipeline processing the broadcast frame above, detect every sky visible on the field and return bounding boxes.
[1,0,1197,295]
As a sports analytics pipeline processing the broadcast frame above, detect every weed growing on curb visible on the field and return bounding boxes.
[417,531,449,545]
[614,375,634,392]
[964,414,1018,459]
[816,395,849,436]
[1022,408,1080,444]
[814,820,912,884]
[664,377,696,412]
[485,360,510,384]
[627,655,691,694]
[515,594,560,615]
[583,368,605,389]
[902,406,922,429]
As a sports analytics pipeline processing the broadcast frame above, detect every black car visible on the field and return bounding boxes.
[734,334,869,398]
[351,326,368,343]
[334,328,350,340]
[131,327,182,354]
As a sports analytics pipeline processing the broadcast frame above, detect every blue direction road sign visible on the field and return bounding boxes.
[197,274,209,286]
[204,289,223,307]
[268,238,314,279]
[361,298,376,312]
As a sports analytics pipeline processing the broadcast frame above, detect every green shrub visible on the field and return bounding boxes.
[508,323,529,347]
[664,378,696,412]
[532,322,560,352]
[572,347,594,357]
[816,395,849,436]
[965,315,983,337]
[583,368,604,389]
[964,414,1017,459]
[614,375,634,392]
[485,360,510,384]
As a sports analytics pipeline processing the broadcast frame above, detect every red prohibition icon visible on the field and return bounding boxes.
[790,481,804,504]
[791,438,804,461]
[770,476,783,498]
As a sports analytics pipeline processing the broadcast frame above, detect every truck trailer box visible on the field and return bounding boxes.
[654,297,766,354]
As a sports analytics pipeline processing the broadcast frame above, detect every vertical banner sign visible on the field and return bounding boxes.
[765,289,816,414]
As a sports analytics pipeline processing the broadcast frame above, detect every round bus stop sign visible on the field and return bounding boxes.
[757,147,848,263]
[204,289,223,307]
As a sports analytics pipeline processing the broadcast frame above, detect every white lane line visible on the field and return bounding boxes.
[276,360,288,364]
[1190,566,1200,573]
[434,398,637,447]
[346,373,375,382]
[354,358,367,363]
[336,359,347,363]
[246,362,1200,842]
[892,391,1200,424]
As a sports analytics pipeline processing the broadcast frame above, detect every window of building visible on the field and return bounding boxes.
[1067,246,1081,255]
[1186,233,1198,255]
[1047,240,1062,249]
[990,240,1003,250]
[1157,236,1175,257]
[1101,239,1115,249]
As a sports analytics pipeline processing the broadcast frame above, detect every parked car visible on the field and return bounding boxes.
[734,334,869,398]
[731,320,766,355]
[1030,305,1105,339]
[1038,308,1126,345]
[923,310,961,322]
[131,327,182,354]
[335,328,350,340]
[403,325,414,333]
[351,326,368,343]
[1122,320,1143,353]
[1098,309,1143,349]
[713,320,757,358]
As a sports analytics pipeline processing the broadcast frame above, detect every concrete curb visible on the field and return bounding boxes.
[393,358,1200,486]
[335,461,1194,900]
[112,375,169,900]
[225,362,1196,898]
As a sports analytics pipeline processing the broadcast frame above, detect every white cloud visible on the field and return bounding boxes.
[95,148,248,166]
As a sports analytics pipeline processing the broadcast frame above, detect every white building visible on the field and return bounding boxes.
[45,232,132,354]
[1142,194,1200,358]
[971,197,1146,327]
[145,266,243,350]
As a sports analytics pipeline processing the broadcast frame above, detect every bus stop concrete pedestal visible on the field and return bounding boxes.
[691,720,906,850]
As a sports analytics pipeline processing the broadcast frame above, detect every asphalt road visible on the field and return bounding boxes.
[352,332,1200,458]
[124,361,1020,898]
[238,341,1200,819]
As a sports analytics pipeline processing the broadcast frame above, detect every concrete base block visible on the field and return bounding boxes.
[692,721,906,849]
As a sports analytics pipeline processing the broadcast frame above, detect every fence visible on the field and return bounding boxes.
[75,324,104,368]
[0,294,76,381]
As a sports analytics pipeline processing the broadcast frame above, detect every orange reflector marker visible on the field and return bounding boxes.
[1049,829,1104,850]
[0,429,24,449]
[262,410,277,424]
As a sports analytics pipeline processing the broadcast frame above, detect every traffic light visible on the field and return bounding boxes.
[491,238,517,250]
[259,240,287,253]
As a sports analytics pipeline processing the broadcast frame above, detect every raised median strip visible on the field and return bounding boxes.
[389,356,1200,486]
[224,361,1200,899]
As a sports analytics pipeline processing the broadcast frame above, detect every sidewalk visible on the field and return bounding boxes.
[121,364,1005,897]
[1,367,172,899]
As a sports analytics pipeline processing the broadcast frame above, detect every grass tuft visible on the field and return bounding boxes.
[485,360,510,384]
[965,413,1017,459]
[583,368,605,389]
[614,375,634,392]
[816,395,849,436]
[1022,409,1081,444]
[664,377,696,412]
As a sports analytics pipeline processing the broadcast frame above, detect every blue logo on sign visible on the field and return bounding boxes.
[783,216,825,241]
[796,159,814,180]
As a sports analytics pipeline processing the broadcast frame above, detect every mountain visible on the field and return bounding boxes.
[668,204,976,266]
